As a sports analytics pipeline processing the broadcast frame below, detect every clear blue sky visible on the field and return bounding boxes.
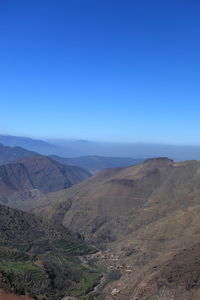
[0,0,200,144]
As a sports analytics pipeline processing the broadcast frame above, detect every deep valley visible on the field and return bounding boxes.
[1,144,200,299]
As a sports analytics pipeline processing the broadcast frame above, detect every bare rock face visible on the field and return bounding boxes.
[111,288,120,296]
[143,157,173,165]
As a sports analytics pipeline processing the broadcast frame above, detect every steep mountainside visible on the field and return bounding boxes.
[0,155,91,209]
[34,157,180,242]
[0,143,37,165]
[50,155,143,173]
[130,242,200,300]
[0,204,100,300]
[32,157,200,299]
[0,204,80,244]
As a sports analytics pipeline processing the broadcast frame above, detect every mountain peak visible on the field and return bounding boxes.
[144,157,173,166]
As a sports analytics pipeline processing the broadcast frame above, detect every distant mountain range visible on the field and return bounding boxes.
[2,133,200,160]
[50,154,143,173]
[0,141,143,173]
[0,134,59,155]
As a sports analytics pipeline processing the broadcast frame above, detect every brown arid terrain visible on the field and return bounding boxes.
[29,157,200,299]
[131,243,200,300]
[0,289,34,300]
[0,155,91,209]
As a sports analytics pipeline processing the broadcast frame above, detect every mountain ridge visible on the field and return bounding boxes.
[0,143,37,165]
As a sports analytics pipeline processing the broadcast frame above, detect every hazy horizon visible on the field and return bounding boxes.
[3,132,200,147]
[2,133,200,161]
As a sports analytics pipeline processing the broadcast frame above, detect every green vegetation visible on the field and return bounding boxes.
[0,250,30,262]
[0,247,102,299]
[0,261,40,274]
[0,204,102,300]
[40,252,101,298]
[69,272,100,296]
[107,269,122,281]
[15,242,33,252]
[52,239,96,255]
[95,296,105,300]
